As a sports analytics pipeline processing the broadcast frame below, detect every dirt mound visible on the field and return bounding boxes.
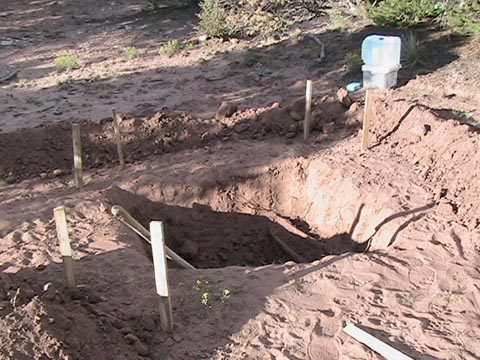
[372,100,480,230]
[0,99,360,183]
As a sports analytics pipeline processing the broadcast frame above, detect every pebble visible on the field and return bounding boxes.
[135,341,150,357]
[140,315,156,332]
[53,169,64,176]
[215,101,238,120]
[43,282,56,301]
[323,122,335,134]
[125,333,140,344]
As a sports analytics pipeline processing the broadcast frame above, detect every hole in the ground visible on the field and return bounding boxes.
[106,187,366,268]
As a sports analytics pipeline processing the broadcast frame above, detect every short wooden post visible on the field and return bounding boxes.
[361,90,374,151]
[112,108,125,167]
[150,221,174,332]
[53,206,76,290]
[304,80,313,142]
[72,123,83,188]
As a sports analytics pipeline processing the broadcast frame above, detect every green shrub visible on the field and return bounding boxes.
[369,0,444,27]
[124,46,140,60]
[443,1,480,35]
[345,52,363,73]
[55,54,79,72]
[197,0,233,38]
[160,39,182,58]
[0,178,7,187]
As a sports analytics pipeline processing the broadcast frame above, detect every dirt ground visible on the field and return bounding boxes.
[1,1,480,360]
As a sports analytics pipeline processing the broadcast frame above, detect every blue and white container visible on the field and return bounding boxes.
[361,35,402,89]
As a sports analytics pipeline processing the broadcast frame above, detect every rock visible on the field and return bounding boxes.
[323,122,335,134]
[198,35,208,42]
[53,169,64,177]
[125,333,140,344]
[39,172,47,179]
[69,288,82,300]
[286,98,305,121]
[271,102,282,109]
[285,132,296,138]
[0,40,14,46]
[140,315,156,332]
[180,240,199,259]
[86,293,102,304]
[43,282,56,301]
[135,341,150,357]
[215,101,238,120]
[336,87,352,108]
[437,202,455,217]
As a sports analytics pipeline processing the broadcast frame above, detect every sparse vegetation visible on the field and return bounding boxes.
[397,291,424,307]
[330,9,348,30]
[197,0,233,38]
[369,0,444,27]
[124,46,140,60]
[0,179,7,187]
[55,54,79,72]
[195,277,232,309]
[402,31,421,66]
[345,52,363,74]
[160,39,182,58]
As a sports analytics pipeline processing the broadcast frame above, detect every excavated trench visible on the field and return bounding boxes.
[104,155,412,269]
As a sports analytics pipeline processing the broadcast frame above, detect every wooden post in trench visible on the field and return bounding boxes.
[53,206,77,290]
[150,221,174,332]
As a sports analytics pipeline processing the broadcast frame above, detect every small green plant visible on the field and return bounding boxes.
[0,179,7,187]
[15,79,29,88]
[124,46,140,60]
[345,52,363,74]
[369,0,444,27]
[443,1,480,35]
[330,9,348,29]
[55,54,79,72]
[195,277,232,309]
[197,0,233,38]
[160,39,181,58]
[402,31,421,67]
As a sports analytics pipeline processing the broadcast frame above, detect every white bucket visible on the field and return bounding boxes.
[361,35,401,89]
[362,64,401,89]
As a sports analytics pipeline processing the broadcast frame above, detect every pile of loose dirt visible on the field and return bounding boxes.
[372,99,480,230]
[0,98,361,183]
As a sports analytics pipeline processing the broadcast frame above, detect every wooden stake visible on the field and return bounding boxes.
[111,205,195,270]
[361,90,374,152]
[150,221,174,332]
[72,123,83,188]
[304,80,313,142]
[53,206,77,290]
[112,108,125,167]
[344,324,413,360]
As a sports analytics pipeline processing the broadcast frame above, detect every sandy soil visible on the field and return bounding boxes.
[1,1,480,360]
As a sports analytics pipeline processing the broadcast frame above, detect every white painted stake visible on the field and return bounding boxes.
[343,324,413,360]
[150,221,174,332]
[361,89,374,151]
[112,108,125,167]
[304,80,313,141]
[53,206,77,290]
[72,123,83,188]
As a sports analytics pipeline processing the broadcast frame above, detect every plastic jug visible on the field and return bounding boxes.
[361,35,401,68]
